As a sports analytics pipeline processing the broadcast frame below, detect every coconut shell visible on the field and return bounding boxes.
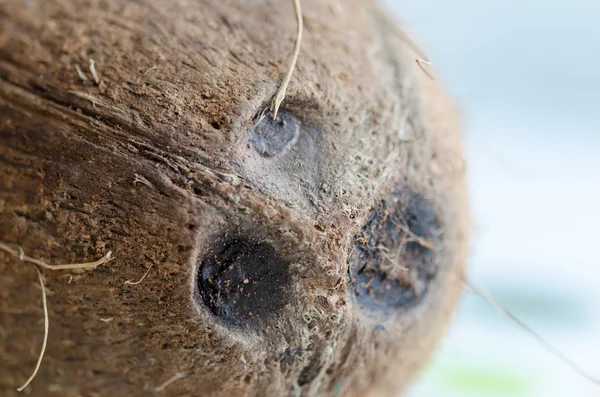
[0,0,469,396]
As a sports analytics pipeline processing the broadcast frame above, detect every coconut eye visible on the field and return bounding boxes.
[197,236,291,328]
[249,109,301,157]
[349,187,441,313]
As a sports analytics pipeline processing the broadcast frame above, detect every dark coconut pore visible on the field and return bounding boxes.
[198,236,291,328]
[350,187,441,313]
[249,109,301,158]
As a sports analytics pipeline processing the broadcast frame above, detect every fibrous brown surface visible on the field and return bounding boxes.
[0,0,468,396]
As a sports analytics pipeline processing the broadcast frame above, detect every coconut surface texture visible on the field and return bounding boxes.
[0,0,469,396]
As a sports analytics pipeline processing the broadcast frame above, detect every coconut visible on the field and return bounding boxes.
[0,0,468,395]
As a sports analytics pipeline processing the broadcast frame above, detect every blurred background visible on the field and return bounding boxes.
[383,1,600,396]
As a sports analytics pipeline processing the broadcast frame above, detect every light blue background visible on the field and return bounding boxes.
[384,1,600,396]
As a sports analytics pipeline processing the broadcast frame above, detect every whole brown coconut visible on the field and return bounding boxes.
[0,0,469,396]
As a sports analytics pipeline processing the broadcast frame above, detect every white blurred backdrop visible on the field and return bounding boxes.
[384,1,600,396]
